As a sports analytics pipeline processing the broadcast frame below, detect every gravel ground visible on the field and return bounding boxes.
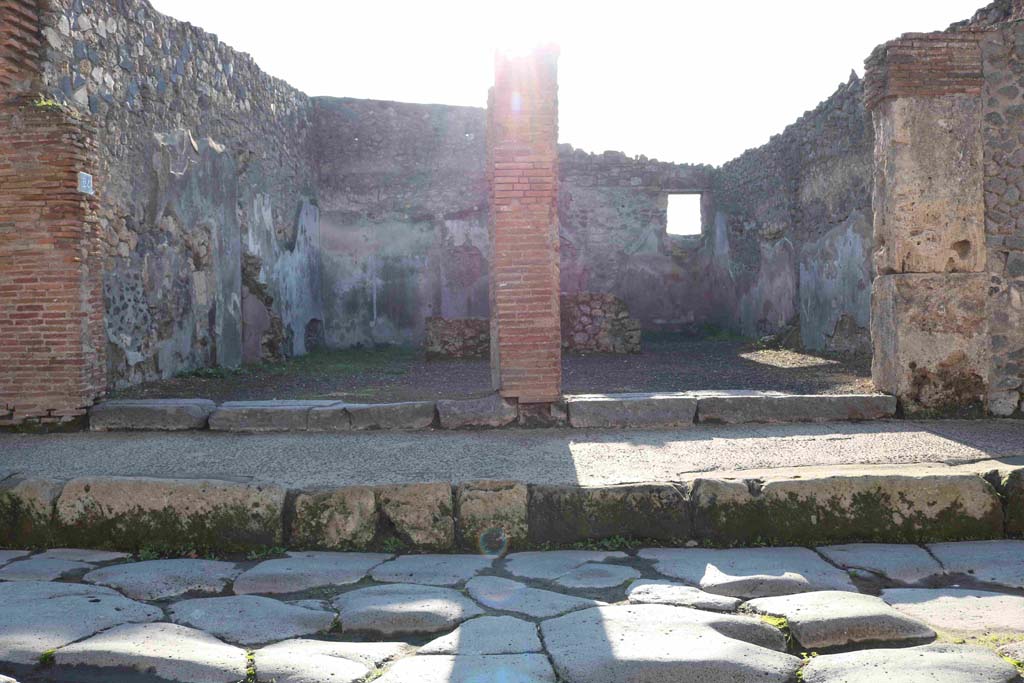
[112,338,873,403]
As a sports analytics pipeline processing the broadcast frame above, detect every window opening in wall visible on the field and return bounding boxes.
[666,193,702,237]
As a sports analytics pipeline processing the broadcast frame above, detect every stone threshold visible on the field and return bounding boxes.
[87,391,897,432]
[1,458,1019,555]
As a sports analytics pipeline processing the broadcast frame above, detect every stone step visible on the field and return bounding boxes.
[89,392,897,432]
[1,459,1019,553]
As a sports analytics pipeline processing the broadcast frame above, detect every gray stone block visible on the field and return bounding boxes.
[696,392,896,424]
[801,644,1019,683]
[437,394,517,429]
[210,401,340,432]
[566,393,697,428]
[90,399,216,431]
[347,401,436,430]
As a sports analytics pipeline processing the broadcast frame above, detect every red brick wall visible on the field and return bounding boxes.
[0,98,107,424]
[865,30,984,111]
[0,0,42,98]
[487,46,562,404]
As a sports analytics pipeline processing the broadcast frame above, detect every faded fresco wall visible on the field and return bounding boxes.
[313,97,488,347]
[35,0,322,387]
[711,75,875,353]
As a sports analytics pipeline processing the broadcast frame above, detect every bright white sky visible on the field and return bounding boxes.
[150,0,984,166]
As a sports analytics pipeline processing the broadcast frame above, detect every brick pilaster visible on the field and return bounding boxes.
[0,0,43,99]
[487,46,562,404]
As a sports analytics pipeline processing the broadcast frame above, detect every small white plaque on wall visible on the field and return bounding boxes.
[77,171,94,195]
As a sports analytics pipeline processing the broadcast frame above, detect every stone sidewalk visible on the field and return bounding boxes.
[0,541,1022,682]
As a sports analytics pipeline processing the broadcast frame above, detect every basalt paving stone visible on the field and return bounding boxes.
[503,550,629,580]
[744,590,936,649]
[370,554,494,587]
[926,540,1024,589]
[332,583,485,636]
[253,639,370,683]
[0,557,94,581]
[626,580,743,612]
[466,576,603,619]
[541,604,799,683]
[816,543,945,584]
[376,654,556,683]
[0,551,29,568]
[881,588,1024,636]
[233,551,390,594]
[53,622,247,683]
[33,548,131,563]
[552,562,641,590]
[997,641,1024,664]
[169,595,336,646]
[0,676,16,683]
[639,547,858,598]
[420,616,543,655]
[800,643,1021,683]
[84,558,242,601]
[0,581,162,665]
[255,639,414,675]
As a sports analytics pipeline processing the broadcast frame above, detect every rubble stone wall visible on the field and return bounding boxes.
[34,0,322,388]
[560,293,641,354]
[711,76,875,353]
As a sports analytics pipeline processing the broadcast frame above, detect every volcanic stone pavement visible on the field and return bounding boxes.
[0,542,1021,682]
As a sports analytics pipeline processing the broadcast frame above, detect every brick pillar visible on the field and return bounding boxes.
[0,0,107,426]
[487,46,562,404]
[865,31,989,415]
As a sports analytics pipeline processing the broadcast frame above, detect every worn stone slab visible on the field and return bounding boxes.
[697,393,896,424]
[347,401,436,430]
[0,557,93,581]
[54,622,246,683]
[290,486,378,549]
[0,581,162,665]
[466,576,602,618]
[816,543,945,584]
[89,399,216,431]
[209,401,340,432]
[169,595,335,646]
[370,554,493,586]
[566,393,697,428]
[541,604,799,683]
[528,484,690,545]
[1007,468,1024,536]
[254,639,369,683]
[801,643,1019,683]
[553,562,640,590]
[56,476,285,551]
[639,547,857,598]
[691,467,1003,546]
[927,540,1024,589]
[233,551,389,594]
[377,482,454,550]
[0,476,62,547]
[0,550,29,567]
[746,590,935,649]
[437,394,517,429]
[456,480,528,552]
[376,654,556,683]
[332,583,484,636]
[420,616,542,655]
[872,273,990,415]
[34,548,130,563]
[505,550,629,580]
[84,558,242,601]
[0,676,16,683]
[256,639,413,673]
[882,588,1024,636]
[998,641,1024,665]
[626,580,743,612]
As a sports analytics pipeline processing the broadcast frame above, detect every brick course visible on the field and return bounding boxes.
[487,47,562,403]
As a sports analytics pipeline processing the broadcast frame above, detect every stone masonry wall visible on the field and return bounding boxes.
[979,21,1024,416]
[712,75,875,353]
[560,293,641,354]
[314,97,488,349]
[34,0,322,388]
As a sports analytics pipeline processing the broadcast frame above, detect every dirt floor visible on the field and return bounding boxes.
[112,336,874,403]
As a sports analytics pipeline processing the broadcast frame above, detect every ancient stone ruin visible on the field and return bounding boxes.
[2,0,1024,424]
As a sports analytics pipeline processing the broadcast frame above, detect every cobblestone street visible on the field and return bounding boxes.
[0,541,1021,682]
